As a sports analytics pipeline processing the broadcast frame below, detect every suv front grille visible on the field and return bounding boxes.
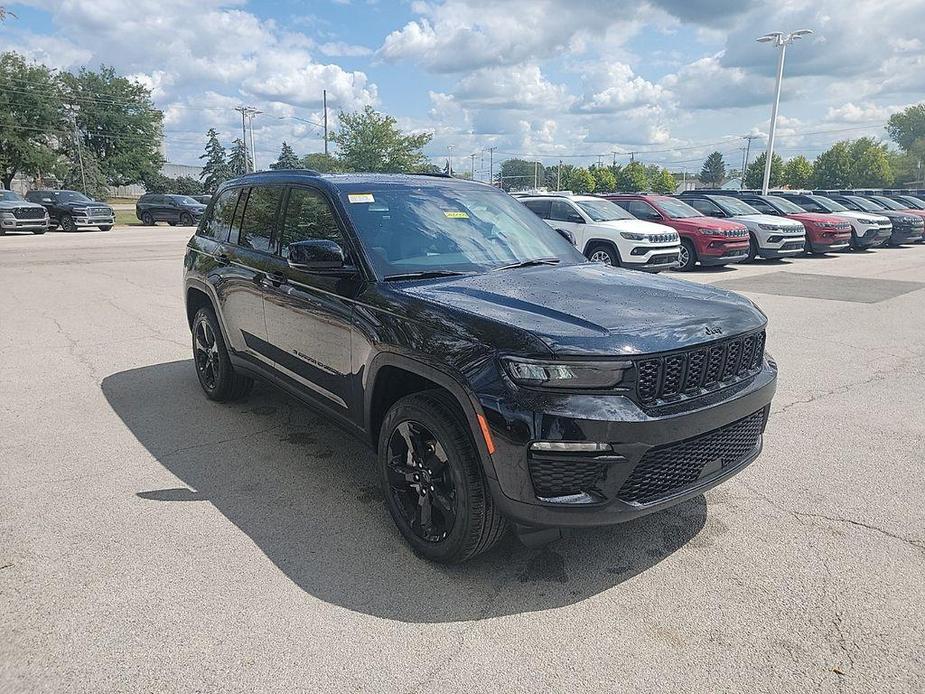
[13,207,45,220]
[617,410,765,504]
[528,456,606,498]
[636,330,765,404]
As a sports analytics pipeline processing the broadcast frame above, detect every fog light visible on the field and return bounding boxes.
[530,441,612,452]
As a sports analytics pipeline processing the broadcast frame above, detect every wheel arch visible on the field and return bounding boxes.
[185,279,235,350]
[582,237,623,262]
[364,353,497,480]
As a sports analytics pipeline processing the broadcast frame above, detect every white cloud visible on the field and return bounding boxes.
[575,63,665,113]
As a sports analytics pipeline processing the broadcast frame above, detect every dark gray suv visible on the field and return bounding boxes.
[136,194,207,227]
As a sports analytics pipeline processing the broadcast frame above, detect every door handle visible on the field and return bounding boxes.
[260,271,288,288]
[216,252,230,264]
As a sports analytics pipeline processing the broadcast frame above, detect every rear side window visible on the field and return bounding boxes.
[745,198,776,215]
[549,200,575,222]
[626,200,658,219]
[200,189,240,241]
[278,187,345,258]
[523,199,551,219]
[688,198,722,215]
[238,186,283,253]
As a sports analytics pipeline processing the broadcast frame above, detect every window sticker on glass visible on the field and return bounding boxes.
[443,210,470,219]
[348,193,375,204]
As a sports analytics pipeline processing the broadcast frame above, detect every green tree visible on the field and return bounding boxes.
[0,52,65,189]
[544,163,573,190]
[60,66,164,186]
[782,155,813,189]
[699,151,726,187]
[56,143,108,199]
[744,152,784,189]
[301,152,344,173]
[811,142,852,188]
[650,168,677,195]
[590,164,616,192]
[228,138,252,176]
[498,158,544,191]
[330,105,432,173]
[270,141,301,170]
[568,167,596,194]
[199,128,229,193]
[886,103,925,152]
[848,137,893,187]
[616,161,649,192]
[175,176,204,195]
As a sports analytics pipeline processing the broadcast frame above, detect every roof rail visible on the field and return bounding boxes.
[411,171,453,179]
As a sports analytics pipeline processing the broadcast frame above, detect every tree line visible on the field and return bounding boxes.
[696,104,925,190]
[0,51,163,197]
[497,159,677,194]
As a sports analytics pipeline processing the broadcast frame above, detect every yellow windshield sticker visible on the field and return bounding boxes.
[348,193,375,204]
[444,210,469,219]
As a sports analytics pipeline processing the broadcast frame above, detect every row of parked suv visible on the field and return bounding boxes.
[0,189,115,234]
[514,189,925,272]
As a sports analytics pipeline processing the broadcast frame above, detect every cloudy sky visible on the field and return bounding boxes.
[2,0,923,176]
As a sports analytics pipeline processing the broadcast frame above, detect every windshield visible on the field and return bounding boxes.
[656,197,703,218]
[713,196,760,216]
[340,185,583,277]
[844,195,885,212]
[0,190,24,202]
[810,196,849,212]
[170,195,200,205]
[765,196,804,214]
[575,199,633,222]
[869,196,905,210]
[57,191,92,203]
[897,195,925,209]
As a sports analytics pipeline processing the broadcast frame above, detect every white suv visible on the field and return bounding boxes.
[518,194,681,272]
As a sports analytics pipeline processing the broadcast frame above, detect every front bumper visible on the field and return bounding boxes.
[0,217,48,231]
[808,231,852,253]
[625,244,681,271]
[73,215,115,227]
[479,360,778,528]
[756,235,806,258]
[888,227,924,245]
[697,238,750,265]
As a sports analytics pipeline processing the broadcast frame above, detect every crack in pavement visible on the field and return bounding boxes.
[791,511,925,553]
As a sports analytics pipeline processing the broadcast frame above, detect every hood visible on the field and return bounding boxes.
[0,199,45,211]
[876,210,924,225]
[591,219,677,235]
[831,211,890,225]
[60,200,111,211]
[670,216,746,232]
[397,262,766,357]
[734,214,804,231]
[787,212,850,227]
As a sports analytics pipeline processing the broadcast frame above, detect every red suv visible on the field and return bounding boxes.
[605,194,749,271]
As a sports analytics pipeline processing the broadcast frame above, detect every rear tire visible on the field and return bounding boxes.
[179,212,194,226]
[675,239,697,271]
[586,242,620,267]
[191,307,253,402]
[141,211,154,226]
[378,390,507,563]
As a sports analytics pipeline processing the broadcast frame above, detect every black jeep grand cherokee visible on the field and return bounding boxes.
[184,171,777,563]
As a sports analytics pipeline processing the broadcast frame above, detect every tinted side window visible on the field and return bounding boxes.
[523,199,551,219]
[688,198,721,215]
[549,200,575,222]
[238,186,283,253]
[626,200,658,219]
[200,189,239,241]
[278,188,346,259]
[746,198,775,215]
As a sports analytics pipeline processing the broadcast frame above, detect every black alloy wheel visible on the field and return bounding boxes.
[386,421,458,543]
[179,212,194,226]
[61,214,77,232]
[191,307,253,401]
[141,211,154,226]
[378,391,506,563]
[98,225,112,231]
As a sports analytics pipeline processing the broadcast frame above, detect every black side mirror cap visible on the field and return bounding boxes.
[555,228,576,245]
[567,213,585,224]
[287,239,348,271]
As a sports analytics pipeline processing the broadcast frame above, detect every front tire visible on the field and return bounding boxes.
[191,307,253,402]
[141,211,154,226]
[746,233,758,262]
[32,228,47,235]
[98,225,112,231]
[378,390,507,563]
[586,242,620,267]
[675,239,697,271]
[61,214,77,232]
[179,212,194,226]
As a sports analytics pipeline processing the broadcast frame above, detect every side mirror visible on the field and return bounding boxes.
[567,212,585,224]
[287,239,347,271]
[555,228,576,245]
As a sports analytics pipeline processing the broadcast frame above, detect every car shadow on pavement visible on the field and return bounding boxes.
[102,360,712,623]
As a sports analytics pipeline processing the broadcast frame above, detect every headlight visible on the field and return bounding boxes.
[0,212,13,219]
[696,227,717,235]
[817,222,836,229]
[620,231,647,241]
[502,357,631,389]
[758,223,780,231]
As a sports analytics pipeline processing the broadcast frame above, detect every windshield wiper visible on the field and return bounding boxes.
[494,257,561,271]
[383,270,470,281]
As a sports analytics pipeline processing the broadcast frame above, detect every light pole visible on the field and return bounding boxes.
[757,29,813,195]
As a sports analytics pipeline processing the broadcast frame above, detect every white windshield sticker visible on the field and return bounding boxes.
[348,193,375,204]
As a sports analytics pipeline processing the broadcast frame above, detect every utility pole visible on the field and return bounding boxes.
[487,147,496,187]
[741,134,758,188]
[533,160,538,189]
[612,151,618,167]
[248,108,262,172]
[323,89,329,156]
[470,153,476,181]
[557,159,562,190]
[70,112,87,195]
[234,106,261,172]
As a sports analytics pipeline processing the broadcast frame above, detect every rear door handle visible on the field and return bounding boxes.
[216,252,230,264]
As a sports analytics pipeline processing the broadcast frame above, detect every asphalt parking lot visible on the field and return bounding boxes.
[1,227,923,693]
